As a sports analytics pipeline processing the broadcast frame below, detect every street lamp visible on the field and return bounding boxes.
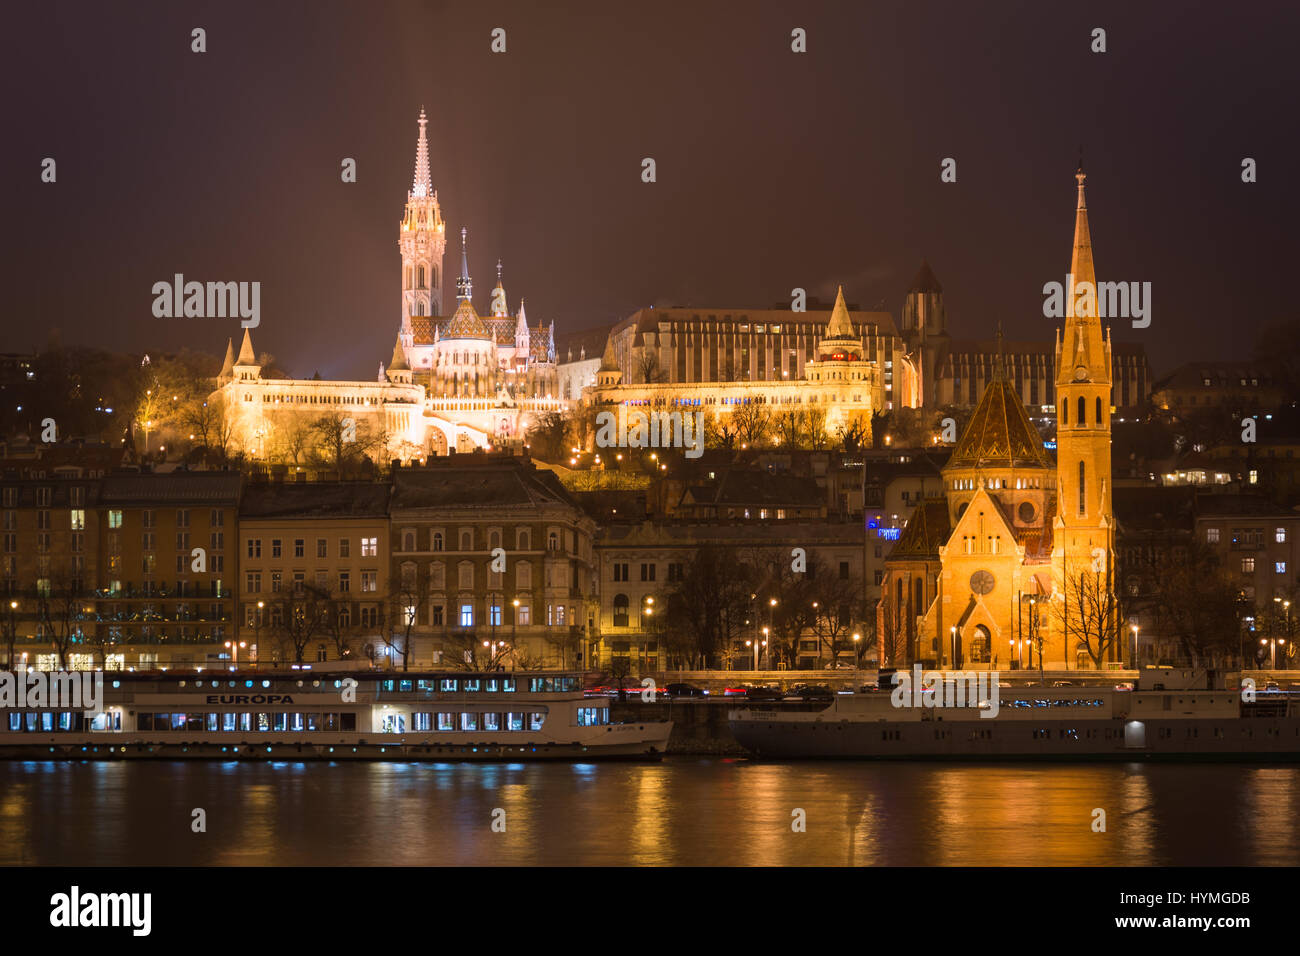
[1262,636,1286,669]
[949,626,957,669]
[1130,623,1140,668]
[224,639,247,668]
[852,632,862,667]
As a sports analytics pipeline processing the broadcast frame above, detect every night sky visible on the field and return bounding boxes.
[7,0,1298,380]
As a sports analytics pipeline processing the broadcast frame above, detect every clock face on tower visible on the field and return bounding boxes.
[970,570,996,595]
[1074,365,1088,381]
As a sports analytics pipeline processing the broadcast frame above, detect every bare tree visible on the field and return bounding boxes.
[35,572,91,670]
[729,402,771,449]
[269,585,331,664]
[1052,566,1123,669]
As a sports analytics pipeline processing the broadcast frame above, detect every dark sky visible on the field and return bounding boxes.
[7,0,1298,381]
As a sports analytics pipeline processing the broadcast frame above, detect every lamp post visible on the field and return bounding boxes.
[852,632,862,667]
[224,639,247,668]
[949,626,957,670]
[5,600,17,672]
[642,597,654,677]
[1262,636,1285,670]
[1027,597,1037,669]
[511,598,520,672]
[253,600,264,669]
[1130,623,1140,669]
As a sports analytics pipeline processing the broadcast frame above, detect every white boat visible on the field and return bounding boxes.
[0,669,673,761]
[729,667,1300,760]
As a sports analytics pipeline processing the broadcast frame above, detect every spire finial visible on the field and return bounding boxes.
[411,108,433,198]
[1075,150,1087,210]
[456,227,472,302]
[497,259,503,284]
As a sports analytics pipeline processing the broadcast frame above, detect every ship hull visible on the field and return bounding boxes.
[730,714,1300,761]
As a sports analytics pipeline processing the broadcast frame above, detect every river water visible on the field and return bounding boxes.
[1,759,1294,866]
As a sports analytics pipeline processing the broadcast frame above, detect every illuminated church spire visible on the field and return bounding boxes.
[411,108,433,198]
[399,108,445,328]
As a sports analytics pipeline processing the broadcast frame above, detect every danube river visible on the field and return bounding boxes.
[1,759,1295,866]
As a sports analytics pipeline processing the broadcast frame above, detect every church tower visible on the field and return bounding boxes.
[1051,165,1116,666]
[901,260,950,408]
[399,108,446,338]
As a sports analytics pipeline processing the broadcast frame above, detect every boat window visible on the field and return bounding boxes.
[440,679,458,692]
[529,712,545,731]
[437,713,455,731]
[502,678,516,693]
[460,713,479,731]
[507,712,525,730]
[483,713,501,731]
[463,679,481,693]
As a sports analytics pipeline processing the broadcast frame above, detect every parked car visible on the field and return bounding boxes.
[663,682,708,698]
[824,660,857,670]
[1052,681,1075,687]
[738,684,783,701]
[785,684,833,702]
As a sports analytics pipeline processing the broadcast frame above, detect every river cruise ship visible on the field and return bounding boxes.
[729,667,1300,760]
[0,669,672,761]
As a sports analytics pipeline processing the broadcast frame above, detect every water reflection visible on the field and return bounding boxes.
[0,759,1295,866]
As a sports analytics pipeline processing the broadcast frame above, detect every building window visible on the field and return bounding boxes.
[361,571,377,592]
[361,537,378,557]
[1078,461,1086,515]
[459,605,474,627]
[1277,562,1287,575]
[1242,557,1255,573]
[247,538,261,559]
[317,538,328,558]
[294,539,305,558]
[516,602,531,626]
[339,538,350,558]
[640,563,656,582]
[1206,527,1220,544]
[1277,527,1287,543]
[613,595,629,628]
[272,539,282,558]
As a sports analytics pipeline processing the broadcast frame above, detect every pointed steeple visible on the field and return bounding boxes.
[219,337,235,379]
[1057,163,1110,385]
[411,108,433,199]
[993,322,1007,382]
[490,258,509,317]
[825,285,855,339]
[389,335,409,371]
[456,227,472,302]
[1069,163,1095,300]
[236,327,256,365]
[909,259,943,294]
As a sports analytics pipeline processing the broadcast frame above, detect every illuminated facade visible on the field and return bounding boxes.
[881,168,1118,670]
[585,286,890,440]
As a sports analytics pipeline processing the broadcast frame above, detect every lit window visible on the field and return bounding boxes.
[1206,528,1220,544]
[1277,562,1287,575]
[460,604,474,627]
[1277,527,1287,543]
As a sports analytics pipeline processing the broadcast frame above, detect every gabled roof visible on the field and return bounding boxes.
[946,378,1049,470]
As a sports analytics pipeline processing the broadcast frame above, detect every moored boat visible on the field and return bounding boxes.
[729,666,1300,760]
[0,669,672,761]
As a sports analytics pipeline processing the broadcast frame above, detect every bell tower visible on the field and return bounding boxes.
[1051,164,1116,665]
[399,108,446,341]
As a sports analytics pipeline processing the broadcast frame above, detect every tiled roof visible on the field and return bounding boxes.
[946,378,1050,470]
[239,482,392,518]
[100,472,243,503]
[390,461,577,510]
